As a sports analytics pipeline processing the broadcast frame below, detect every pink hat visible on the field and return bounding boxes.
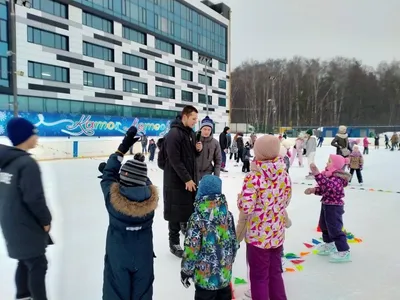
[253,135,280,161]
[323,154,349,177]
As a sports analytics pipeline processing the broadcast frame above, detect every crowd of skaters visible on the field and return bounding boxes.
[0,108,398,300]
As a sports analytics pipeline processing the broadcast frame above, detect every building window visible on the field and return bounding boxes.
[199,94,212,104]
[82,11,113,33]
[31,0,67,18]
[122,26,146,45]
[123,79,147,95]
[155,38,174,54]
[199,74,212,86]
[28,61,69,82]
[27,26,68,50]
[218,97,226,107]
[122,53,147,70]
[0,57,8,85]
[181,48,192,60]
[83,42,114,62]
[181,69,193,81]
[0,95,180,119]
[156,86,175,99]
[155,62,175,77]
[0,19,7,42]
[218,79,226,89]
[181,91,193,102]
[83,72,114,89]
[219,61,227,72]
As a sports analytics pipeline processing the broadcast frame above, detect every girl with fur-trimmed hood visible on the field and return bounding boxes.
[100,126,159,300]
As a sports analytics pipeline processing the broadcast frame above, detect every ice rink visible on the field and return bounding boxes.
[1,144,400,300]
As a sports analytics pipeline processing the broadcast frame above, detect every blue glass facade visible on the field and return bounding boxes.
[0,0,9,88]
[74,0,227,61]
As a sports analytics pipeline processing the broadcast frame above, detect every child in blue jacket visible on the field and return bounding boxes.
[181,175,238,299]
[100,126,159,300]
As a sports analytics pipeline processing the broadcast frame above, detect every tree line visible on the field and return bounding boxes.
[230,57,400,131]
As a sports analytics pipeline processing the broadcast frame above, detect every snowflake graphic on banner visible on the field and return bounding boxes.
[0,111,6,122]
[0,125,4,135]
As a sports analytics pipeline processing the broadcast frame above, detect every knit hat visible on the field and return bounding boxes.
[253,135,280,161]
[196,175,222,199]
[306,129,313,136]
[323,154,349,177]
[200,116,214,129]
[6,117,38,146]
[338,125,347,134]
[120,158,148,186]
[352,145,360,152]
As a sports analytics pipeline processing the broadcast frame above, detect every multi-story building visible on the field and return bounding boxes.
[0,0,230,129]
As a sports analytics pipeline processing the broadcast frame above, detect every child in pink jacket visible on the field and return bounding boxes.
[290,135,304,167]
[362,137,370,155]
[238,135,292,300]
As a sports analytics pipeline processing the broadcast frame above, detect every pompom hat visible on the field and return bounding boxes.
[200,116,214,129]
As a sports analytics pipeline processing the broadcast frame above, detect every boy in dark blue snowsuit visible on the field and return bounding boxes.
[100,126,159,300]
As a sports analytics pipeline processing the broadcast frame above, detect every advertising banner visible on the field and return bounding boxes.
[0,110,171,137]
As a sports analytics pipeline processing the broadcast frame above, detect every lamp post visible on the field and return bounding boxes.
[8,0,31,117]
[199,56,212,116]
[267,99,277,134]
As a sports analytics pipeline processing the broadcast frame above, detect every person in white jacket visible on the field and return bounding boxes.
[305,129,317,179]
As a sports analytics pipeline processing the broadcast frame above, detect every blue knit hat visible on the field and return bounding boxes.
[196,175,222,199]
[200,116,214,129]
[6,117,38,146]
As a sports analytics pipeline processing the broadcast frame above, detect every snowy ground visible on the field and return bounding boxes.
[1,145,400,300]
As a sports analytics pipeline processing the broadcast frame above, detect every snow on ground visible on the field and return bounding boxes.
[1,144,400,299]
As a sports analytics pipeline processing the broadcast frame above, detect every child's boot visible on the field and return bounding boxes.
[329,250,351,263]
[170,244,184,258]
[316,242,336,256]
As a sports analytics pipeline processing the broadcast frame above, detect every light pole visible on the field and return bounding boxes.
[267,99,277,134]
[199,56,212,116]
[8,0,31,117]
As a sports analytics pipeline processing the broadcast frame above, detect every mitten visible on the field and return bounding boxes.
[97,162,106,179]
[180,271,191,288]
[117,126,139,154]
[309,163,320,176]
[236,211,248,243]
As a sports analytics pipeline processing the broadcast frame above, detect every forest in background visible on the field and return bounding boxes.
[230,57,400,130]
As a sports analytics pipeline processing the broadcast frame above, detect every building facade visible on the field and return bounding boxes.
[0,0,230,128]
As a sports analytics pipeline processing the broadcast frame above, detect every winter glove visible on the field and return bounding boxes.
[97,162,107,179]
[180,271,192,288]
[304,187,316,195]
[309,163,320,176]
[117,126,139,154]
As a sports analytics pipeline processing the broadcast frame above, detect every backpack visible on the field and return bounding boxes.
[157,137,167,170]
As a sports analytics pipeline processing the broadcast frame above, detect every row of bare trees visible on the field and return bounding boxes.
[231,57,400,130]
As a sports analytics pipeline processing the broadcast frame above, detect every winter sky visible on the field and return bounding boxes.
[222,0,400,68]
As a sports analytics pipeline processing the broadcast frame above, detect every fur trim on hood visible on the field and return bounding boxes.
[110,183,159,217]
[332,170,351,182]
[336,133,348,139]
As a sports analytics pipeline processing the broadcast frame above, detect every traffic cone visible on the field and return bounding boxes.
[316,225,321,232]
[230,282,236,299]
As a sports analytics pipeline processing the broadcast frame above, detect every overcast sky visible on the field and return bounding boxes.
[220,0,400,68]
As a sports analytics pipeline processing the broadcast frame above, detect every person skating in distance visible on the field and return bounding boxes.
[100,126,159,300]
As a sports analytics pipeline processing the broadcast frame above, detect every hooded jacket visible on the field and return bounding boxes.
[219,127,229,150]
[182,186,238,290]
[0,145,52,259]
[331,133,349,155]
[349,150,363,170]
[100,153,159,299]
[196,134,222,180]
[238,158,292,249]
[314,171,351,206]
[163,117,200,222]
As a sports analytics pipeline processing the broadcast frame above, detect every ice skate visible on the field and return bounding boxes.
[329,250,351,263]
[170,244,184,258]
[315,242,336,256]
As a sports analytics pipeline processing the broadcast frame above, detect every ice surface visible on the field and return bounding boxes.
[1,145,400,300]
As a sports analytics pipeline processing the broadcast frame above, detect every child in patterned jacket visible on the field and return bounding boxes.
[181,175,238,300]
[238,135,292,300]
[304,154,352,263]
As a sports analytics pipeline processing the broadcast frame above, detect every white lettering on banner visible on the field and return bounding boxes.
[0,170,13,185]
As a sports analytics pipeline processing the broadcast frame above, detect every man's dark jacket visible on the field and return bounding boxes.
[163,118,200,223]
[0,145,52,259]
[219,127,229,150]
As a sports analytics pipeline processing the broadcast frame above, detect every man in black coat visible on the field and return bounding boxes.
[219,126,230,172]
[0,118,52,300]
[163,106,202,258]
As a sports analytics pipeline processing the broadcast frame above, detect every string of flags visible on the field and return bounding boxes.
[292,181,400,194]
